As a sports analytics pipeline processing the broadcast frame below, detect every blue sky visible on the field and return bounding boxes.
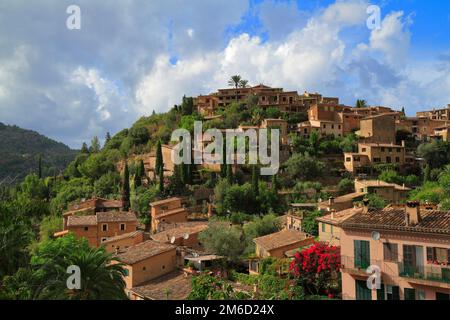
[0,0,449,148]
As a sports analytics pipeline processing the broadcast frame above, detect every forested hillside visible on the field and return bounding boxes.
[0,122,77,182]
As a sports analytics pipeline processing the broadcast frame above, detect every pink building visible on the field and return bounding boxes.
[340,202,450,300]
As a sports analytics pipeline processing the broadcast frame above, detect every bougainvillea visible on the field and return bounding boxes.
[289,242,341,296]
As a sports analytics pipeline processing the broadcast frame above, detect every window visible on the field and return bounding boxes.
[362,148,367,152]
[143,266,146,271]
[338,125,341,129]
[331,125,334,129]
[388,148,393,152]
[124,269,129,276]
[386,285,400,300]
[395,157,400,163]
[404,288,416,300]
[330,225,333,235]
[120,223,126,231]
[162,265,165,270]
[321,223,326,232]
[427,247,450,264]
[383,243,398,262]
[323,124,326,129]
[84,227,89,231]
[436,292,450,300]
[386,156,392,163]
[381,147,385,152]
[396,148,401,152]
[346,157,352,162]
[102,224,108,232]
[417,290,426,300]
[101,237,107,242]
[354,240,370,269]
[356,280,372,300]
[373,157,381,163]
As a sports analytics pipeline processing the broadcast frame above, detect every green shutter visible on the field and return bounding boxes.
[354,240,370,269]
[356,280,372,300]
[392,286,400,300]
[404,288,416,300]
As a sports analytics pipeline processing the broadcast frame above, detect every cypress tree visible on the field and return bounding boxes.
[122,162,130,211]
[221,137,227,178]
[226,164,233,184]
[139,160,145,180]
[38,155,42,179]
[134,162,142,188]
[271,174,279,193]
[155,140,163,175]
[252,165,259,198]
[158,165,165,194]
[81,142,89,154]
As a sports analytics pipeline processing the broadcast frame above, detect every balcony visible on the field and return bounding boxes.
[398,263,450,286]
[340,256,398,277]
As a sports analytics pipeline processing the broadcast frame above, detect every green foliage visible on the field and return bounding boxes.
[121,163,130,211]
[188,273,235,300]
[78,152,115,180]
[89,136,101,153]
[365,193,386,209]
[338,178,354,195]
[94,172,121,198]
[38,214,63,243]
[155,140,163,175]
[417,140,450,169]
[301,210,322,236]
[0,203,33,277]
[243,214,281,255]
[284,153,325,180]
[198,222,246,261]
[50,177,94,213]
[4,234,128,300]
[378,170,404,185]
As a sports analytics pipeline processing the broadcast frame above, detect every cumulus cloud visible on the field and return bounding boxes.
[0,0,450,148]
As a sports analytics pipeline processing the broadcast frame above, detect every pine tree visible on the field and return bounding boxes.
[90,136,101,153]
[155,140,163,176]
[38,155,43,179]
[226,164,233,184]
[81,142,89,154]
[252,165,259,198]
[122,162,130,211]
[105,132,111,147]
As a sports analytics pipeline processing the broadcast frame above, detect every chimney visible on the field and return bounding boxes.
[362,198,370,213]
[330,209,336,220]
[405,201,421,225]
[328,197,335,206]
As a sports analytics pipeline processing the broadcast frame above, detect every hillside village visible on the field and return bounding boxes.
[1,77,450,301]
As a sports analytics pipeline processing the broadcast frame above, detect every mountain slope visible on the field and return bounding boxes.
[0,122,77,183]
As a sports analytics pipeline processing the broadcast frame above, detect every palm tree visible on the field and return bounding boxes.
[239,79,249,88]
[33,234,128,300]
[228,75,242,102]
[355,99,367,108]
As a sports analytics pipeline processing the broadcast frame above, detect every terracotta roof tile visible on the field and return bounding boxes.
[341,208,450,235]
[67,215,97,227]
[115,240,176,264]
[151,222,208,243]
[96,211,137,223]
[150,197,182,207]
[253,229,314,251]
[131,271,192,300]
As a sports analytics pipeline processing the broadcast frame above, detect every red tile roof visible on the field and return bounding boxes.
[115,240,176,264]
[253,229,314,251]
[341,207,450,235]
